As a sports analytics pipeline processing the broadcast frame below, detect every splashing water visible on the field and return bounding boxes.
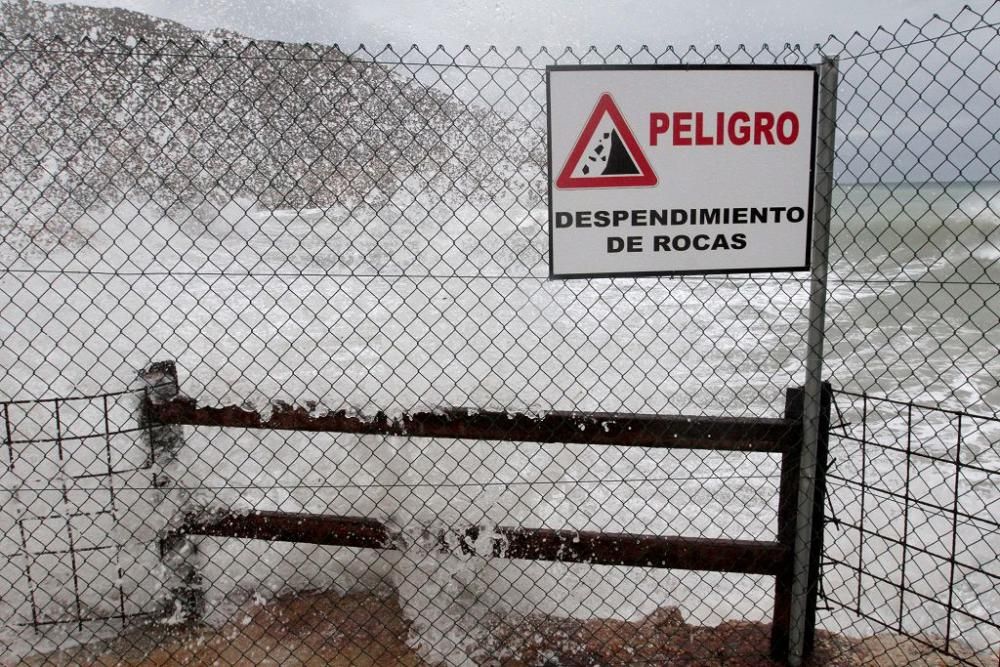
[390,521,508,666]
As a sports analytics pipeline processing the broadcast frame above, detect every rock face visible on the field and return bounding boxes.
[0,0,545,245]
[0,0,245,40]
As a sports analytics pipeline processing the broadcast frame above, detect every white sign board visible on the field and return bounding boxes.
[548,66,818,279]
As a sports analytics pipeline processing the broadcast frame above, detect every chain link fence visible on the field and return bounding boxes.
[0,1,997,664]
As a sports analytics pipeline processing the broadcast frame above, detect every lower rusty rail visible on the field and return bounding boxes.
[171,509,787,576]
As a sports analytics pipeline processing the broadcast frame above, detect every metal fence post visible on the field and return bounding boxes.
[773,386,803,660]
[138,360,203,621]
[788,55,839,666]
[804,381,832,653]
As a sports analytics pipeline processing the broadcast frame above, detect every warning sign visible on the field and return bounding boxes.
[556,94,657,189]
[547,65,818,279]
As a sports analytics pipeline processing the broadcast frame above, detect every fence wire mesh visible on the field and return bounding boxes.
[823,390,999,664]
[0,387,159,635]
[0,0,997,664]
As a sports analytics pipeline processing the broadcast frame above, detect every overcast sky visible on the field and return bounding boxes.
[39,0,978,51]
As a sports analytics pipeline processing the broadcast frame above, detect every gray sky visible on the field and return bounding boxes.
[39,0,977,51]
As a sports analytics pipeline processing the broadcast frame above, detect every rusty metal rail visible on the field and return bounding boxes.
[167,509,788,575]
[147,396,793,452]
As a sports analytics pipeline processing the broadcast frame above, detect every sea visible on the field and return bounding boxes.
[0,180,997,663]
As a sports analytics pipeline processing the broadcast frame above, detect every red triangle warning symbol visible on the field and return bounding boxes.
[556,93,657,189]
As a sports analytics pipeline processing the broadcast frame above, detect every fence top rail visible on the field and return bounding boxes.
[0,381,174,408]
[147,396,798,452]
[831,388,1000,423]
